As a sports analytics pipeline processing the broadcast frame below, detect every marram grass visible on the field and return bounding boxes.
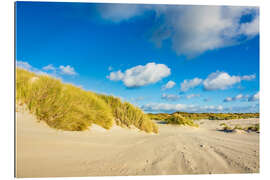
[165,114,199,127]
[220,123,259,132]
[99,95,158,133]
[16,68,158,133]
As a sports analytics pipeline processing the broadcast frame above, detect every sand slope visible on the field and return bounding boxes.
[16,106,259,177]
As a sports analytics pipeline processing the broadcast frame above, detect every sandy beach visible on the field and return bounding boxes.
[16,105,259,178]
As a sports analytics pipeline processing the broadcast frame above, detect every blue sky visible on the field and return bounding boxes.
[16,2,260,113]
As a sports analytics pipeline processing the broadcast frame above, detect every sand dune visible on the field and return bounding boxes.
[16,105,259,177]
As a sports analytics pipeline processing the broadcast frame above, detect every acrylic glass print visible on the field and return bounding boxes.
[15,1,260,178]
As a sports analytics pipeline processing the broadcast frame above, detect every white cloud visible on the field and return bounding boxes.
[59,65,77,75]
[203,71,255,91]
[97,4,148,23]
[161,93,180,101]
[186,94,200,99]
[225,104,259,113]
[161,93,200,101]
[180,78,202,92]
[107,70,124,81]
[141,103,224,113]
[239,15,259,36]
[248,91,259,102]
[16,61,32,70]
[224,97,233,102]
[153,6,259,57]
[42,64,56,71]
[241,74,256,81]
[224,93,258,102]
[107,62,171,87]
[224,94,245,102]
[203,72,240,90]
[98,5,259,57]
[16,61,78,78]
[234,94,244,100]
[141,103,259,113]
[162,80,176,90]
[16,60,46,75]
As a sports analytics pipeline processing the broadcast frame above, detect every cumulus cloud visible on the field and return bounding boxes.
[248,91,259,102]
[42,64,56,71]
[161,93,200,101]
[107,70,124,81]
[97,4,259,57]
[161,93,180,101]
[16,61,46,74]
[16,61,32,70]
[224,97,233,102]
[141,103,224,113]
[203,71,255,91]
[180,78,202,92]
[239,15,259,36]
[107,62,171,88]
[222,104,259,113]
[179,71,255,92]
[59,65,77,75]
[162,80,176,90]
[141,103,259,113]
[234,94,245,100]
[17,61,78,78]
[186,94,200,99]
[97,4,148,23]
[223,94,248,102]
[224,93,259,102]
[241,74,256,80]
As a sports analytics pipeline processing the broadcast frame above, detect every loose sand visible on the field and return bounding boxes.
[16,105,259,177]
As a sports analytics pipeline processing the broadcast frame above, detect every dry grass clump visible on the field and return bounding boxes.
[147,113,171,121]
[246,124,260,132]
[16,68,113,131]
[16,68,158,133]
[219,123,259,133]
[219,123,233,131]
[165,114,199,127]
[99,95,158,133]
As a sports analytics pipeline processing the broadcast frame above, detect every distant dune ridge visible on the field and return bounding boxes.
[16,68,158,133]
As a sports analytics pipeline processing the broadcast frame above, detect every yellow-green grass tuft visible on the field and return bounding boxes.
[16,68,114,131]
[220,123,259,132]
[16,68,158,133]
[98,95,158,133]
[165,114,199,127]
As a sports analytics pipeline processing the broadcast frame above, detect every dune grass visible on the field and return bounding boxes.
[219,123,260,132]
[165,114,199,127]
[16,68,158,133]
[98,95,158,133]
[148,113,171,121]
[219,123,233,131]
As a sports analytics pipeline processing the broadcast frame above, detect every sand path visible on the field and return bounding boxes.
[16,106,259,177]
